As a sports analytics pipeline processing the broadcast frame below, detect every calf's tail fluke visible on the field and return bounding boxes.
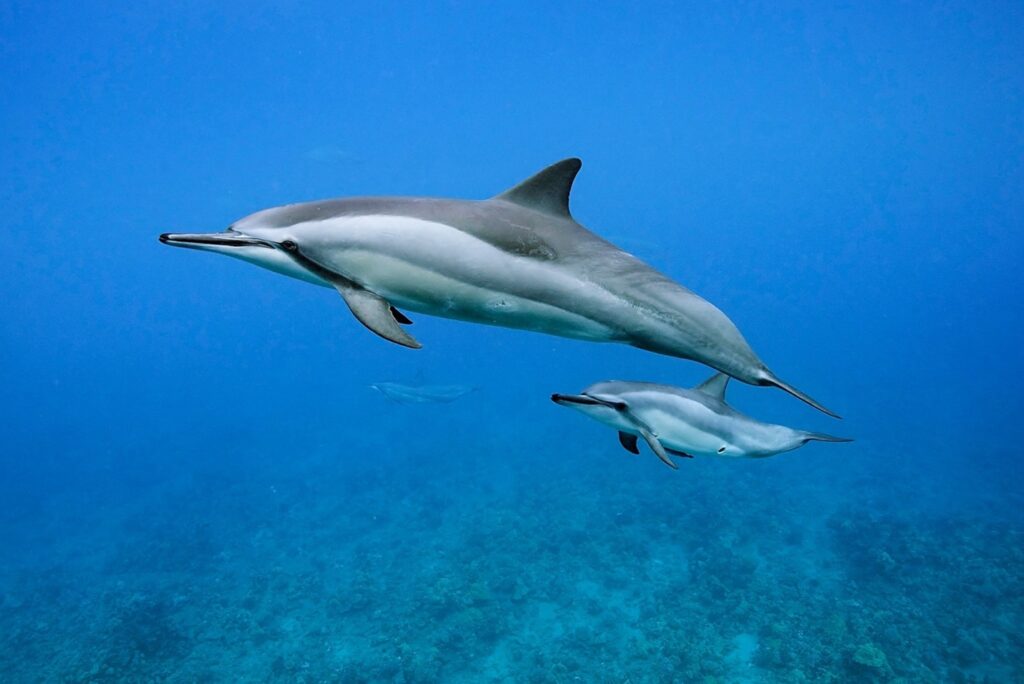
[763,373,842,419]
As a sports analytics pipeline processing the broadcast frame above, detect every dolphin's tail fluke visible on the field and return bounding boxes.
[801,431,854,444]
[761,373,841,419]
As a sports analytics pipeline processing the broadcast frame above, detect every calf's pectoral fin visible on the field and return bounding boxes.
[618,432,640,455]
[332,283,422,349]
[665,447,694,458]
[638,428,678,470]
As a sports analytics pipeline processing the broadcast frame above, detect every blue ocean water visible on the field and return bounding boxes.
[1,2,1022,681]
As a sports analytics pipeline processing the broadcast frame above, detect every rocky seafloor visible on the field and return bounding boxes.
[1,413,1020,683]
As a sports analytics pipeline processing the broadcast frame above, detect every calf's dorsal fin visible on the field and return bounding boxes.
[694,373,730,401]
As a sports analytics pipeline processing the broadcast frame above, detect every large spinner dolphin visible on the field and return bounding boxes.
[161,158,838,416]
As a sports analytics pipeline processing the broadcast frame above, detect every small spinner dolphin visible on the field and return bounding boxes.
[161,158,838,416]
[552,374,851,469]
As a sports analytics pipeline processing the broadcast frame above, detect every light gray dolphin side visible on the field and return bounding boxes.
[552,374,851,469]
[160,158,839,416]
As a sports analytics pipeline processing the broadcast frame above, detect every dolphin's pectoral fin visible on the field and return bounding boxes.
[618,431,640,455]
[639,428,678,470]
[333,285,422,349]
[389,306,413,325]
[665,447,694,459]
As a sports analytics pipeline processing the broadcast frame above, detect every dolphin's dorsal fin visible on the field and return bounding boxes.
[494,158,582,218]
[694,373,730,401]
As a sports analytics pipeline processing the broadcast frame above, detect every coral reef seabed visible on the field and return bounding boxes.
[1,428,1020,683]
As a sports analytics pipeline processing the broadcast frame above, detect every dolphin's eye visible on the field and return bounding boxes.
[281,240,297,252]
[717,446,726,453]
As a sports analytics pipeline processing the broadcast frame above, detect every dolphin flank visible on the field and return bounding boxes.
[552,374,851,469]
[160,158,839,416]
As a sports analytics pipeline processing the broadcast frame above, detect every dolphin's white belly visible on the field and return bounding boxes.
[306,215,621,340]
[629,394,759,458]
[346,250,615,338]
[644,407,728,456]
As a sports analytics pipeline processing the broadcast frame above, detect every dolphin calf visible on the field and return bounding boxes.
[552,374,851,469]
[160,158,838,416]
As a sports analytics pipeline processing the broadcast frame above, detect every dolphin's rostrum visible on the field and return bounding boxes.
[552,374,852,469]
[161,158,838,416]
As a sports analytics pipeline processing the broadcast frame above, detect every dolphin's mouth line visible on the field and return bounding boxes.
[551,393,622,409]
[282,245,361,289]
[159,232,275,249]
[159,230,363,291]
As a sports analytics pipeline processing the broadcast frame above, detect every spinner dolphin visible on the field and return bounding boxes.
[553,374,852,469]
[161,159,838,416]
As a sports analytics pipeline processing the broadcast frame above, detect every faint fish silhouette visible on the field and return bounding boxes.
[369,382,479,405]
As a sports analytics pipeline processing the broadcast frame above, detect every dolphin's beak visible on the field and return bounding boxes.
[551,393,602,406]
[159,232,272,251]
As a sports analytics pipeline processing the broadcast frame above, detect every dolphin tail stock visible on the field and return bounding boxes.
[760,372,841,419]
[800,431,854,444]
